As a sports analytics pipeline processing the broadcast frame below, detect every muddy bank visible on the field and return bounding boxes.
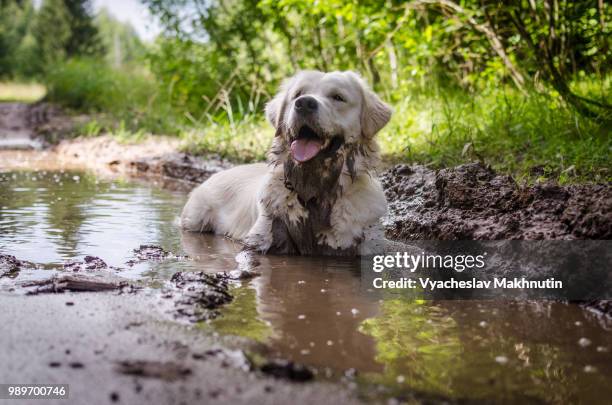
[50,134,611,242]
[381,163,611,240]
[2,101,610,243]
[1,248,359,404]
[0,289,360,405]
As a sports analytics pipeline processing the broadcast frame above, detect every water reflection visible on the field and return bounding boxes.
[0,170,186,267]
[182,233,612,404]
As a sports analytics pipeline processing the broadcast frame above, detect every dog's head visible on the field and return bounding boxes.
[266,71,392,164]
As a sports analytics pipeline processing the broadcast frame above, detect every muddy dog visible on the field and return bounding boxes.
[181,70,392,255]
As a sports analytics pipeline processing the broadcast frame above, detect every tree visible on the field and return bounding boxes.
[0,0,36,77]
[95,8,146,68]
[33,0,103,70]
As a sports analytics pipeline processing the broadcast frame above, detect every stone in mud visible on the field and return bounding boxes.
[21,273,133,294]
[0,254,24,277]
[382,162,612,240]
[132,245,171,261]
[168,271,233,322]
[259,359,314,382]
[116,360,192,381]
[63,256,108,271]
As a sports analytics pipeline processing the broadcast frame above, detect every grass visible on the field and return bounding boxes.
[377,82,611,183]
[41,58,611,183]
[0,82,46,102]
[180,82,611,183]
[45,58,179,135]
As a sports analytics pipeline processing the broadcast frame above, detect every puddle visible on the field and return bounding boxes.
[1,169,611,403]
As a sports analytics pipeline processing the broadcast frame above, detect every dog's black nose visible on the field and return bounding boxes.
[295,96,318,113]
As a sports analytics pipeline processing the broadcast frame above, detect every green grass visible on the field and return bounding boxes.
[378,82,611,183]
[45,58,610,183]
[44,58,179,135]
[180,82,611,183]
[180,116,273,162]
[0,82,46,102]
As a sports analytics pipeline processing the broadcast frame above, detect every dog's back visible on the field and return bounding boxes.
[181,162,268,239]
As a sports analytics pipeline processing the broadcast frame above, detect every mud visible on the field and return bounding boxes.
[0,253,31,277]
[131,152,232,184]
[0,291,360,405]
[64,255,109,271]
[132,245,172,261]
[116,360,192,381]
[166,271,233,322]
[260,359,314,382]
[0,102,83,150]
[21,273,134,294]
[381,162,611,240]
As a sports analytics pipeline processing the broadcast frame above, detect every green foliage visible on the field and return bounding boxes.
[0,0,609,181]
[0,0,105,78]
[181,115,273,162]
[378,79,612,182]
[0,0,37,78]
[45,58,178,134]
[33,0,104,72]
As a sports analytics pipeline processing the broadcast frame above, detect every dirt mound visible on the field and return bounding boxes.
[381,162,611,240]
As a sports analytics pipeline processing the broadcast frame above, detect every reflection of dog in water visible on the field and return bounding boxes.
[181,71,392,255]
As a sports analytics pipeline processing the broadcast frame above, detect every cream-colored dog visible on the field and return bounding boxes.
[181,70,392,255]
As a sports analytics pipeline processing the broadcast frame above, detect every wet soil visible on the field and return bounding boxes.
[381,163,611,240]
[21,273,134,294]
[166,271,233,322]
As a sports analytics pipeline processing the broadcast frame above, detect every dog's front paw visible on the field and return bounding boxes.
[243,232,272,253]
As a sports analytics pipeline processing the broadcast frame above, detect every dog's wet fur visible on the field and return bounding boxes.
[181,70,392,255]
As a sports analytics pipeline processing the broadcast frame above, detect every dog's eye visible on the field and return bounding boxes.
[293,90,302,99]
[332,94,346,102]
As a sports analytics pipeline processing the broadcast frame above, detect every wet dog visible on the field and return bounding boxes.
[181,70,392,255]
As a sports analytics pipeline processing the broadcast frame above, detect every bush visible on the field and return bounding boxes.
[44,58,178,134]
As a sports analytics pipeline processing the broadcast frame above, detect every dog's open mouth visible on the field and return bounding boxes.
[290,126,343,163]
[290,126,323,163]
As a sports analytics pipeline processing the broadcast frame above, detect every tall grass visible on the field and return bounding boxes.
[43,58,610,183]
[44,58,178,134]
[182,81,610,183]
[379,82,611,183]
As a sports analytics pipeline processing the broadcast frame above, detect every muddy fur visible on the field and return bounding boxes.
[181,71,391,255]
[266,139,368,255]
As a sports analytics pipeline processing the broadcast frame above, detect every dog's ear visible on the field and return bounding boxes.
[347,72,392,138]
[266,74,299,132]
[265,90,284,131]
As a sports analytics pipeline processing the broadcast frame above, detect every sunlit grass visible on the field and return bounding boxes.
[180,116,273,162]
[0,82,46,103]
[50,59,609,183]
[179,83,611,183]
[379,84,611,183]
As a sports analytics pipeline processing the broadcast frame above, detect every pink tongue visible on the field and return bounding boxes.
[290,139,323,163]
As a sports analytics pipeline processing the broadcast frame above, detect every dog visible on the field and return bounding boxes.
[180,70,392,255]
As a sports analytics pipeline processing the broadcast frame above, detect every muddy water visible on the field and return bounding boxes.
[1,169,611,404]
